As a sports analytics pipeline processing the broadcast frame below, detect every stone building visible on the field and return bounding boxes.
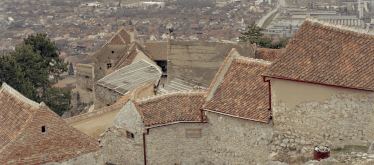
[75,63,94,105]
[166,39,252,85]
[94,59,162,110]
[0,82,102,165]
[266,17,374,154]
[99,49,274,165]
[92,27,134,83]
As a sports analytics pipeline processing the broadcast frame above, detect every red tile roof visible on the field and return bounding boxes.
[268,17,374,90]
[0,83,40,151]
[108,33,126,44]
[203,49,272,123]
[144,42,167,61]
[255,48,284,62]
[118,28,131,44]
[133,91,207,126]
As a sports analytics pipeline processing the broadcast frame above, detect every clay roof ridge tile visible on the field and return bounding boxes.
[0,82,40,108]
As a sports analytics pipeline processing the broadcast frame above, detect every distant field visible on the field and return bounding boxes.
[58,76,76,84]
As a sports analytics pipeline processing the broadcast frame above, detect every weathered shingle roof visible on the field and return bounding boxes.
[255,48,284,62]
[144,42,167,61]
[203,49,272,123]
[0,83,40,151]
[134,90,207,126]
[97,59,162,95]
[268,17,374,90]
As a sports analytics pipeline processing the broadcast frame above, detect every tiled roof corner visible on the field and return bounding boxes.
[133,91,206,126]
[0,82,40,108]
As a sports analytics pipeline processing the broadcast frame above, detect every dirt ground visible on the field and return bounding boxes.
[272,145,370,165]
[58,75,76,84]
[70,109,121,139]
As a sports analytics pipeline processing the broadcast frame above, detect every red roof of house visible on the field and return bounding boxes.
[255,48,284,62]
[268,17,374,90]
[134,91,207,126]
[203,49,272,123]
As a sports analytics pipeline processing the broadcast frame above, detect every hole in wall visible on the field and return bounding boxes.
[41,126,46,133]
[111,51,114,53]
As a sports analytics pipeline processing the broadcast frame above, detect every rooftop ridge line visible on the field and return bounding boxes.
[136,90,206,103]
[233,55,272,65]
[306,16,374,35]
[0,82,40,108]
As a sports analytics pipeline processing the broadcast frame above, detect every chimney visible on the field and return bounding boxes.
[130,28,135,43]
[248,42,257,58]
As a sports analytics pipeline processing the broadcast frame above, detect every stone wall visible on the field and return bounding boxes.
[146,123,209,165]
[94,84,123,110]
[43,151,103,165]
[204,112,274,164]
[167,40,251,85]
[75,64,94,104]
[101,101,146,165]
[93,44,129,83]
[269,78,374,154]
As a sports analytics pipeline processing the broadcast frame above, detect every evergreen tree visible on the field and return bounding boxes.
[22,33,69,100]
[0,54,37,101]
[42,87,72,116]
[0,34,72,116]
[68,62,74,75]
[239,21,289,49]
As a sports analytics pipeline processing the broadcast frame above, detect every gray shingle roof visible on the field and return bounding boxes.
[163,75,209,93]
[96,60,162,95]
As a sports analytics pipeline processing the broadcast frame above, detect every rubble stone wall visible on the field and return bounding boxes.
[270,78,374,154]
[75,64,94,104]
[167,40,251,85]
[146,123,209,165]
[101,101,145,165]
[204,112,274,165]
[43,150,103,165]
[94,85,123,110]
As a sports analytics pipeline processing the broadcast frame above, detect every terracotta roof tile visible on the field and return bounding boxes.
[118,28,131,44]
[144,42,167,61]
[0,83,40,151]
[255,48,284,62]
[134,91,206,126]
[268,17,374,90]
[203,50,272,123]
[108,33,126,44]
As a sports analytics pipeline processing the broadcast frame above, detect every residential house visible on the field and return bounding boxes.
[266,16,374,151]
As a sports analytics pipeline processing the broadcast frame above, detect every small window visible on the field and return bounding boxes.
[85,76,89,78]
[127,131,134,140]
[107,63,112,69]
[42,126,46,133]
[111,51,114,53]
[87,88,93,92]
[107,104,110,106]
[100,67,102,70]
[186,128,201,138]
